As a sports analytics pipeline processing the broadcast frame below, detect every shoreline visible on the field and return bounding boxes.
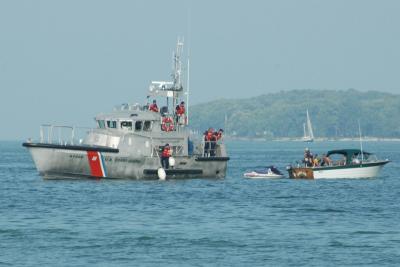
[2,137,400,143]
[225,137,400,142]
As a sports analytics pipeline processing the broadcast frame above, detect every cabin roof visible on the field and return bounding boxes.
[326,149,371,164]
[95,110,160,121]
[327,149,371,156]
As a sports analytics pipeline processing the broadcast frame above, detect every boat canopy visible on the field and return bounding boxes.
[326,149,372,165]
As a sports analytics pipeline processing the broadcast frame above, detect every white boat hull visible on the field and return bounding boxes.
[243,171,283,179]
[288,161,389,179]
[313,164,384,179]
[23,143,229,179]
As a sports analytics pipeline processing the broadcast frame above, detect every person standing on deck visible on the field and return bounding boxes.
[161,144,171,169]
[210,131,217,156]
[203,131,210,156]
[216,129,224,141]
[149,100,159,112]
[205,128,214,156]
[204,128,214,157]
[176,101,186,125]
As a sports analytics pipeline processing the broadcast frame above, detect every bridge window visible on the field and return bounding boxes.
[107,120,117,129]
[143,121,152,131]
[121,121,132,130]
[98,120,106,129]
[135,121,143,131]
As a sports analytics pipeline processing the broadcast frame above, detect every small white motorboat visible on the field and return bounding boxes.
[244,166,284,178]
[287,149,390,179]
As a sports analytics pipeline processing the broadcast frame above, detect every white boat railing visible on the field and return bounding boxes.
[201,139,224,157]
[151,145,185,158]
[39,124,93,145]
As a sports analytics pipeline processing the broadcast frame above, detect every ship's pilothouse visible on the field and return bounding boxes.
[84,100,190,158]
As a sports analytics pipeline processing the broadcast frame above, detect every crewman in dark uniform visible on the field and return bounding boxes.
[216,129,224,140]
[210,131,217,156]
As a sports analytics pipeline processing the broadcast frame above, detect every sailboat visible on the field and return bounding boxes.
[303,109,314,142]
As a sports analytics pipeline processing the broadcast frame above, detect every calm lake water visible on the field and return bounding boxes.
[1,140,399,266]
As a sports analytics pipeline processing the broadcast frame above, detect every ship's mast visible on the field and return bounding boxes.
[173,38,184,91]
[172,38,184,109]
[148,39,186,122]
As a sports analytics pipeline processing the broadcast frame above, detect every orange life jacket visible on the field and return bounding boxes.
[206,132,213,141]
[149,104,158,112]
[177,105,185,115]
[162,147,171,158]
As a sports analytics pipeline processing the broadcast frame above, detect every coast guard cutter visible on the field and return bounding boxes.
[23,40,229,179]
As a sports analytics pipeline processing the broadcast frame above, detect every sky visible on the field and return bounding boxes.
[1,0,400,140]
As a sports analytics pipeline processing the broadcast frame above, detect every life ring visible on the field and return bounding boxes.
[161,117,174,132]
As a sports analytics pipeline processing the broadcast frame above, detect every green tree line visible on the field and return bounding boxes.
[189,89,400,138]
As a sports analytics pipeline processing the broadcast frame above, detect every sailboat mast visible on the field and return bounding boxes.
[306,109,314,139]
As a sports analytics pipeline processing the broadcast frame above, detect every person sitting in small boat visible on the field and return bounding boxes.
[340,155,347,166]
[321,154,332,166]
[313,154,320,167]
[303,148,313,167]
[149,100,159,112]
[161,143,172,169]
[351,154,362,164]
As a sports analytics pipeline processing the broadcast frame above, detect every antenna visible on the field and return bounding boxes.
[171,37,184,109]
[186,58,190,125]
[186,6,191,126]
[173,37,184,91]
[358,120,364,163]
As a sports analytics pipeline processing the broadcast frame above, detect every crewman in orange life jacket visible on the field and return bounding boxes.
[149,100,159,112]
[175,101,185,124]
[203,128,214,157]
[161,143,171,169]
[209,129,217,157]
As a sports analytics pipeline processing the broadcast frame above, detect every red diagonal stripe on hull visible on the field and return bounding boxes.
[87,151,103,177]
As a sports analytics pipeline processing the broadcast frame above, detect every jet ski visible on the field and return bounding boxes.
[244,166,284,178]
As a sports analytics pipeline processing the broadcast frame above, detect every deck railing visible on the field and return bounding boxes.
[201,140,223,157]
[39,124,93,145]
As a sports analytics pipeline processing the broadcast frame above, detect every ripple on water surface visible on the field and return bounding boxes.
[1,140,400,266]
